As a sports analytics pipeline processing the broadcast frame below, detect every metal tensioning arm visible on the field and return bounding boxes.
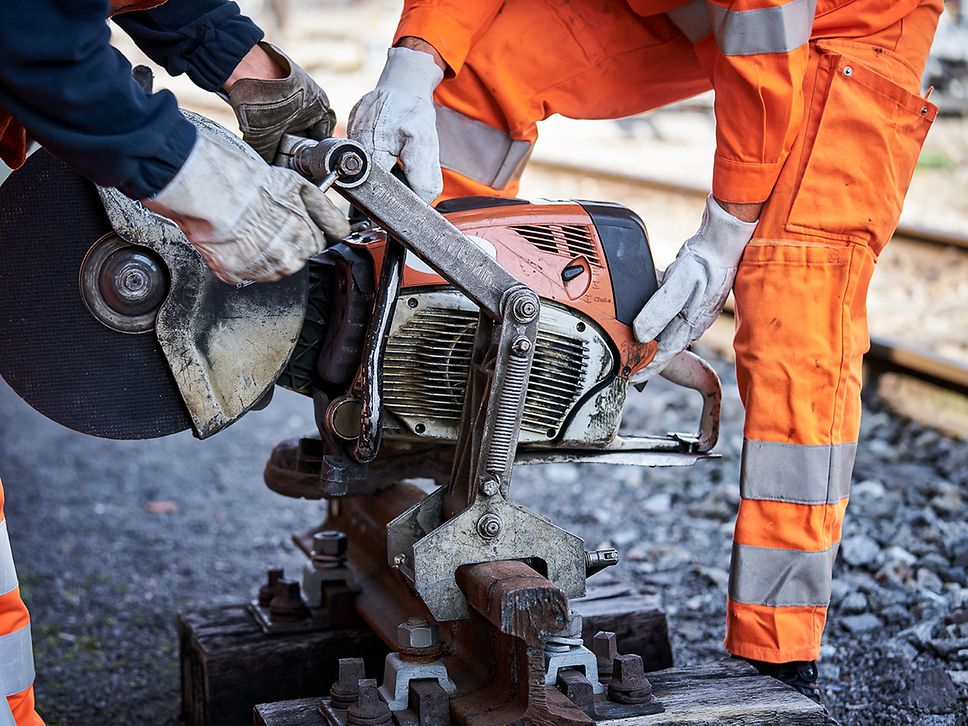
[276,135,521,318]
[276,135,541,516]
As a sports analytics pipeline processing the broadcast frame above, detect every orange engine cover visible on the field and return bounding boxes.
[355,197,660,380]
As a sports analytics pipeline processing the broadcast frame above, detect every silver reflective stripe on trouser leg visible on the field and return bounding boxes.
[741,440,855,505]
[730,543,838,607]
[0,522,17,598]
[0,520,35,702]
[708,0,818,56]
[435,105,534,190]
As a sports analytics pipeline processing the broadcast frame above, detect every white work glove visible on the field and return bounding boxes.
[144,129,350,286]
[347,46,444,202]
[631,196,758,382]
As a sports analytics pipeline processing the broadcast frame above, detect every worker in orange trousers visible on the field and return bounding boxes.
[349,0,943,710]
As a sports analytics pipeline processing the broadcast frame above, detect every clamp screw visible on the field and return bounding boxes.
[268,579,309,622]
[257,567,284,607]
[511,337,532,357]
[476,513,503,539]
[481,475,500,497]
[330,657,366,709]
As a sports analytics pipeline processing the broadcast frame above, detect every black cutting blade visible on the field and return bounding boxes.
[0,149,193,439]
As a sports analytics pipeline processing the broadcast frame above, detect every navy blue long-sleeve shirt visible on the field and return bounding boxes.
[0,0,262,198]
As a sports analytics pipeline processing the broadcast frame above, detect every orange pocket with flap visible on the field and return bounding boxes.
[786,44,936,256]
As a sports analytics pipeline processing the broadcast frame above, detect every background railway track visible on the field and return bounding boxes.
[526,158,968,406]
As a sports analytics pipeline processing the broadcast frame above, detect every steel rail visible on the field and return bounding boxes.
[527,158,968,252]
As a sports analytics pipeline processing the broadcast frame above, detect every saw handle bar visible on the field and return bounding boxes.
[276,135,541,512]
[658,351,721,453]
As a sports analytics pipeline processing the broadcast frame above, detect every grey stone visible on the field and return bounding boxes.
[918,568,946,594]
[842,534,881,567]
[830,578,850,604]
[841,613,881,633]
[899,618,944,648]
[884,545,917,567]
[948,536,968,569]
[840,592,869,614]
[642,492,672,515]
[904,668,960,714]
[881,604,915,628]
[852,479,886,498]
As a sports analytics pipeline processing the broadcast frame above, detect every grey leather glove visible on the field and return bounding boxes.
[144,128,350,285]
[348,46,444,202]
[224,42,336,162]
[631,196,757,382]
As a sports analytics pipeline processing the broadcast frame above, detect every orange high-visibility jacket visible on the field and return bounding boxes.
[393,0,923,203]
[0,0,165,170]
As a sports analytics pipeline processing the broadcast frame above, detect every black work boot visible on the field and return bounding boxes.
[745,660,840,725]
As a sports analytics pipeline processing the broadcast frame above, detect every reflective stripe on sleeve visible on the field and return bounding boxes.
[709,0,817,56]
[0,522,18,597]
[0,625,34,698]
[667,0,711,43]
[740,440,855,505]
[729,542,837,607]
[435,104,533,190]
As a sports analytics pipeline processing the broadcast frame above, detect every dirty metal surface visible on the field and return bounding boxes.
[388,486,587,621]
[97,111,308,439]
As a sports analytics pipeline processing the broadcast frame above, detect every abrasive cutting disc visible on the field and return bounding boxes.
[0,149,193,438]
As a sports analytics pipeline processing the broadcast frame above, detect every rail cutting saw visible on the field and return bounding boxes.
[0,112,724,724]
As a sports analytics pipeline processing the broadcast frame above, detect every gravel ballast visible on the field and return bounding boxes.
[1,349,966,724]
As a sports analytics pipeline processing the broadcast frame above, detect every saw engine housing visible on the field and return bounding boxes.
[286,197,660,452]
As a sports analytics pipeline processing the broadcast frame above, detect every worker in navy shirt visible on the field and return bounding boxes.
[0,0,350,287]
[0,3,349,722]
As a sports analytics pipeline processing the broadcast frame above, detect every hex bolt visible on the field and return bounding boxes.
[593,631,618,679]
[476,513,503,539]
[392,553,407,567]
[330,657,366,709]
[258,567,284,607]
[346,678,392,725]
[511,295,539,323]
[608,654,653,704]
[313,530,348,558]
[337,152,364,177]
[481,475,500,497]
[398,616,439,649]
[510,337,532,357]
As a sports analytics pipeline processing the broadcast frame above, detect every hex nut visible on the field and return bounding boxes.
[313,530,348,558]
[398,617,439,649]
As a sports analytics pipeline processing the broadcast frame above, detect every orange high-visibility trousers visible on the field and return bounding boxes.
[0,481,42,726]
[430,0,940,662]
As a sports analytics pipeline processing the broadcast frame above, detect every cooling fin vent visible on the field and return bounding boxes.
[384,307,589,437]
[509,224,602,268]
